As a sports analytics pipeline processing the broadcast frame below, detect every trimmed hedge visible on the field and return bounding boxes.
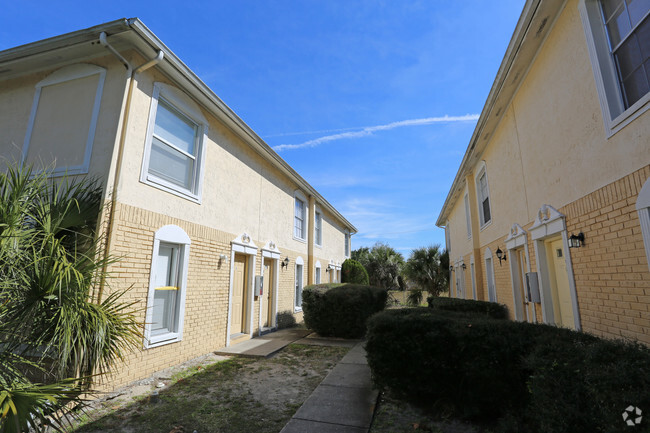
[365,308,650,432]
[427,295,509,320]
[341,259,370,285]
[302,283,387,338]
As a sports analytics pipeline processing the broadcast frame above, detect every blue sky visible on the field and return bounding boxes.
[0,1,525,256]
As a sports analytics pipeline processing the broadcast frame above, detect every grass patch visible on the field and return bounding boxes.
[73,344,348,433]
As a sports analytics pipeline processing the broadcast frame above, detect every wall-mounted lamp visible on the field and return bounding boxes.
[569,232,585,248]
[462,263,467,270]
[219,254,229,263]
[496,247,507,266]
[449,265,453,271]
[281,257,290,269]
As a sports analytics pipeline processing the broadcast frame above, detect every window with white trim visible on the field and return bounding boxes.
[141,83,207,201]
[579,0,649,134]
[344,231,351,257]
[294,257,304,310]
[464,193,472,238]
[637,176,650,271]
[294,193,306,241]
[476,168,492,227]
[22,64,106,176]
[144,225,191,348]
[315,261,322,284]
[485,248,497,302]
[315,210,323,246]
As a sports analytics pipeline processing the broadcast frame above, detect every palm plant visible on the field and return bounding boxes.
[0,164,140,431]
[402,245,449,297]
[362,243,404,290]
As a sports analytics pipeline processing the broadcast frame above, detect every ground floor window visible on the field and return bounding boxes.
[295,257,304,311]
[145,225,190,348]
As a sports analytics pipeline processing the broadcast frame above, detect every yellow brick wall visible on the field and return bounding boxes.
[99,202,307,390]
[469,166,650,341]
[561,165,650,344]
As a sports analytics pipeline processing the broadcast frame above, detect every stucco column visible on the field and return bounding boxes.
[307,195,315,285]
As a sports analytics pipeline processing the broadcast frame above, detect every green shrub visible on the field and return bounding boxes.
[302,283,387,338]
[341,259,369,285]
[365,307,648,428]
[276,310,296,329]
[427,295,509,320]
[522,334,650,433]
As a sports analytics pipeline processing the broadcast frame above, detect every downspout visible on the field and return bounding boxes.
[96,31,163,302]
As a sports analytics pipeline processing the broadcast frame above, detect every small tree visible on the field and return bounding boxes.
[341,259,369,285]
[0,164,140,431]
[402,245,449,297]
[355,243,404,290]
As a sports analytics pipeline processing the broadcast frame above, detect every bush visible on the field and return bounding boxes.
[365,307,650,431]
[522,335,650,433]
[341,259,369,285]
[276,310,296,329]
[302,283,387,338]
[427,295,509,320]
[406,288,423,306]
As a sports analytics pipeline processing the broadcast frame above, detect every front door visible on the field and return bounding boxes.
[231,254,248,335]
[261,258,274,328]
[547,238,575,329]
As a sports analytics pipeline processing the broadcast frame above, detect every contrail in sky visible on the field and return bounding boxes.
[272,114,479,152]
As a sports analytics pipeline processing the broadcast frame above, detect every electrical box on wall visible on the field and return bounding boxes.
[255,275,263,297]
[526,272,541,303]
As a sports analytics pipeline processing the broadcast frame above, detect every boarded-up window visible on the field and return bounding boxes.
[22,64,106,175]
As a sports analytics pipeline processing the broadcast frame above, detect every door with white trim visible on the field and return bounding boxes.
[546,238,575,329]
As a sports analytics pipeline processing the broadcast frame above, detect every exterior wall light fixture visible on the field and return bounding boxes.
[462,263,467,270]
[569,232,585,248]
[281,257,290,269]
[496,246,507,266]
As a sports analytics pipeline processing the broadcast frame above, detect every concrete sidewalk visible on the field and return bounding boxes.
[280,342,379,433]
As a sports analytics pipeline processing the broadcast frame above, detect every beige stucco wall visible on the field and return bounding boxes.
[116,67,304,255]
[0,54,127,185]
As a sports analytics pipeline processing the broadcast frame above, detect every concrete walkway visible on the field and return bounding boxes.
[280,342,379,433]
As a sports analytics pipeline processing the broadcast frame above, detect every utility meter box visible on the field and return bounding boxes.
[526,272,541,303]
[255,275,263,297]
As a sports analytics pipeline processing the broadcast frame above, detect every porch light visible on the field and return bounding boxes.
[569,232,584,248]
[496,247,507,266]
[281,257,290,269]
[462,263,467,270]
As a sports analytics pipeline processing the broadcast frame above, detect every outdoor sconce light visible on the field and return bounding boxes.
[281,257,290,269]
[219,254,228,263]
[449,265,453,271]
[569,232,585,248]
[462,263,467,270]
[496,247,507,266]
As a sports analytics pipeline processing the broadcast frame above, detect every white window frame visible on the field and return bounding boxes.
[485,247,497,302]
[144,225,191,349]
[636,177,650,272]
[314,207,323,247]
[475,162,492,229]
[294,256,304,311]
[344,230,351,258]
[22,64,106,176]
[293,191,308,242]
[141,82,208,203]
[464,191,472,239]
[579,0,650,137]
[315,260,322,284]
[470,255,477,300]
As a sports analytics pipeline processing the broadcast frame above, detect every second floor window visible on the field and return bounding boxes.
[600,0,649,109]
[294,197,305,240]
[315,211,322,246]
[477,171,492,226]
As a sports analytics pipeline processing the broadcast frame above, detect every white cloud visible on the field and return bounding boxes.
[273,114,479,152]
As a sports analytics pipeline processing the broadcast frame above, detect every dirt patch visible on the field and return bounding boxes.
[73,344,349,433]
